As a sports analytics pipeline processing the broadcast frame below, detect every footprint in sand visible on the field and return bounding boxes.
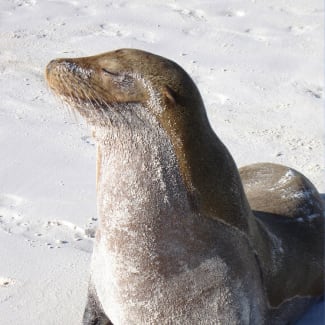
[175,8,207,21]
[292,82,323,99]
[218,9,246,17]
[0,194,26,234]
[39,219,95,251]
[0,277,15,288]
[288,25,315,35]
[81,135,95,146]
[0,193,95,252]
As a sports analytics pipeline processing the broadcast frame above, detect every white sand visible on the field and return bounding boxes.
[0,0,323,324]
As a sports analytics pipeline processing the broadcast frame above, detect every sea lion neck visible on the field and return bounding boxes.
[94,117,192,226]
[158,96,251,233]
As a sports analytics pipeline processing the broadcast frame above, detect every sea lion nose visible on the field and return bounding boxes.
[47,59,57,67]
[46,58,75,78]
[46,59,60,79]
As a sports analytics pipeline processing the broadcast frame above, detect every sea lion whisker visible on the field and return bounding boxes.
[81,82,111,124]
[80,89,100,124]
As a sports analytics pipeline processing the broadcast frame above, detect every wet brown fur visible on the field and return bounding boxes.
[46,49,324,324]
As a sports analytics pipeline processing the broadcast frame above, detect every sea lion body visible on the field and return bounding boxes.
[46,49,324,324]
[88,122,265,324]
[240,163,324,323]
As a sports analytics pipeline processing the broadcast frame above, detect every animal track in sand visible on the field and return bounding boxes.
[0,277,15,287]
[0,194,95,252]
[174,8,207,21]
[241,28,273,42]
[97,23,131,38]
[0,194,26,233]
[288,25,315,35]
[218,9,246,17]
[167,2,207,21]
[35,219,95,251]
[247,127,321,152]
[292,82,323,99]
[12,0,36,8]
[96,23,158,44]
[81,135,95,147]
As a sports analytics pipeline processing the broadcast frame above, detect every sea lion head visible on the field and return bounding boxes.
[45,48,208,131]
[46,49,250,230]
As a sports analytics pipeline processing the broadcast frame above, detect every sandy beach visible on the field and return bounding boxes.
[0,0,323,324]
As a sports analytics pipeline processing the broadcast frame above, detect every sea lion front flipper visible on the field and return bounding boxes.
[82,284,113,325]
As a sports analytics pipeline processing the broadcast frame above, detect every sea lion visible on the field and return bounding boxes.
[45,49,324,325]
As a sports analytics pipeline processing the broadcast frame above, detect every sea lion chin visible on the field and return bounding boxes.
[46,49,324,325]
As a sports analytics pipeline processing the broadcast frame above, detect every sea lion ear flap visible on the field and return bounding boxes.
[163,85,177,106]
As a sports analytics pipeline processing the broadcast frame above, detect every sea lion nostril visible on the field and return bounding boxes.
[46,59,57,72]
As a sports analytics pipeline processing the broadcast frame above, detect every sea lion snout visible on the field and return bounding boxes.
[45,59,59,81]
[46,59,56,73]
[46,58,93,81]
